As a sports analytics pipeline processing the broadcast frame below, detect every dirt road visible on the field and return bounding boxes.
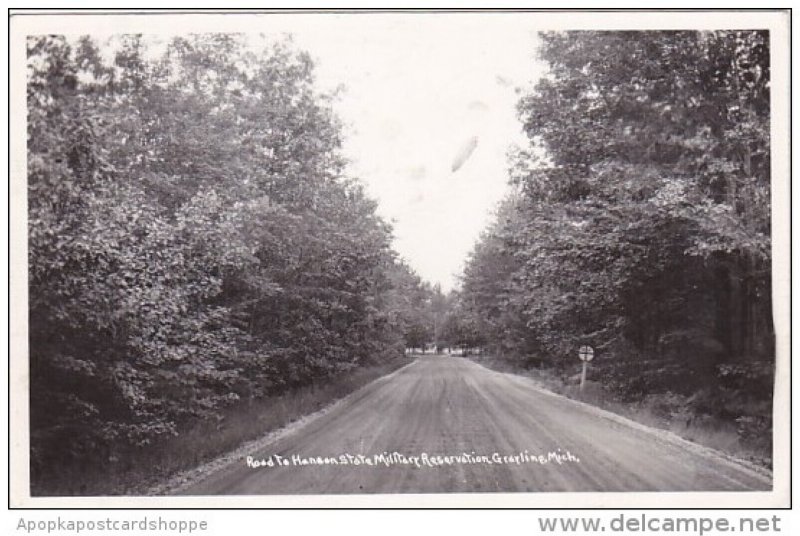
[180,356,770,495]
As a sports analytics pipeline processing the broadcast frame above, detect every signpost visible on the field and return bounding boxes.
[578,345,594,391]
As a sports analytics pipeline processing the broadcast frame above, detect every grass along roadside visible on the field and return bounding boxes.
[467,354,772,469]
[34,357,415,496]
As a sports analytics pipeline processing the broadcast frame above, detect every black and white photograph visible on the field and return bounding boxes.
[8,9,790,508]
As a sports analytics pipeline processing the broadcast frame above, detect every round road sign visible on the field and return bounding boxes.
[579,345,594,362]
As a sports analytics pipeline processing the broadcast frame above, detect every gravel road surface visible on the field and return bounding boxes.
[180,356,771,495]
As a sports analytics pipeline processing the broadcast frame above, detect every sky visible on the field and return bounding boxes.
[74,13,547,291]
[256,14,547,291]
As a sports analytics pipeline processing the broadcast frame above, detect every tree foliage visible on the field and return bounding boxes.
[458,31,773,439]
[27,34,431,479]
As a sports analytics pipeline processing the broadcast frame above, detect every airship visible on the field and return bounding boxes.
[451,136,479,173]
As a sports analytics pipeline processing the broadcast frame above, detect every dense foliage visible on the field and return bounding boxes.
[457,31,774,448]
[27,34,431,482]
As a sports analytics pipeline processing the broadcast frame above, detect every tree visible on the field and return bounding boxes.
[26,34,414,485]
[516,30,771,362]
[460,31,773,437]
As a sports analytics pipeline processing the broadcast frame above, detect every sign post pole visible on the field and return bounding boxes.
[578,345,594,392]
[580,359,587,391]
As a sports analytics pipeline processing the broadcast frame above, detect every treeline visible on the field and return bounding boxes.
[453,31,774,451]
[27,34,429,483]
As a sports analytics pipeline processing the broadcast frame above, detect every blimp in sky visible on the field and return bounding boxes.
[451,136,479,173]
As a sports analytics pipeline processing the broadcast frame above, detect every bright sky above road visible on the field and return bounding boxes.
[262,14,546,291]
[68,13,546,291]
